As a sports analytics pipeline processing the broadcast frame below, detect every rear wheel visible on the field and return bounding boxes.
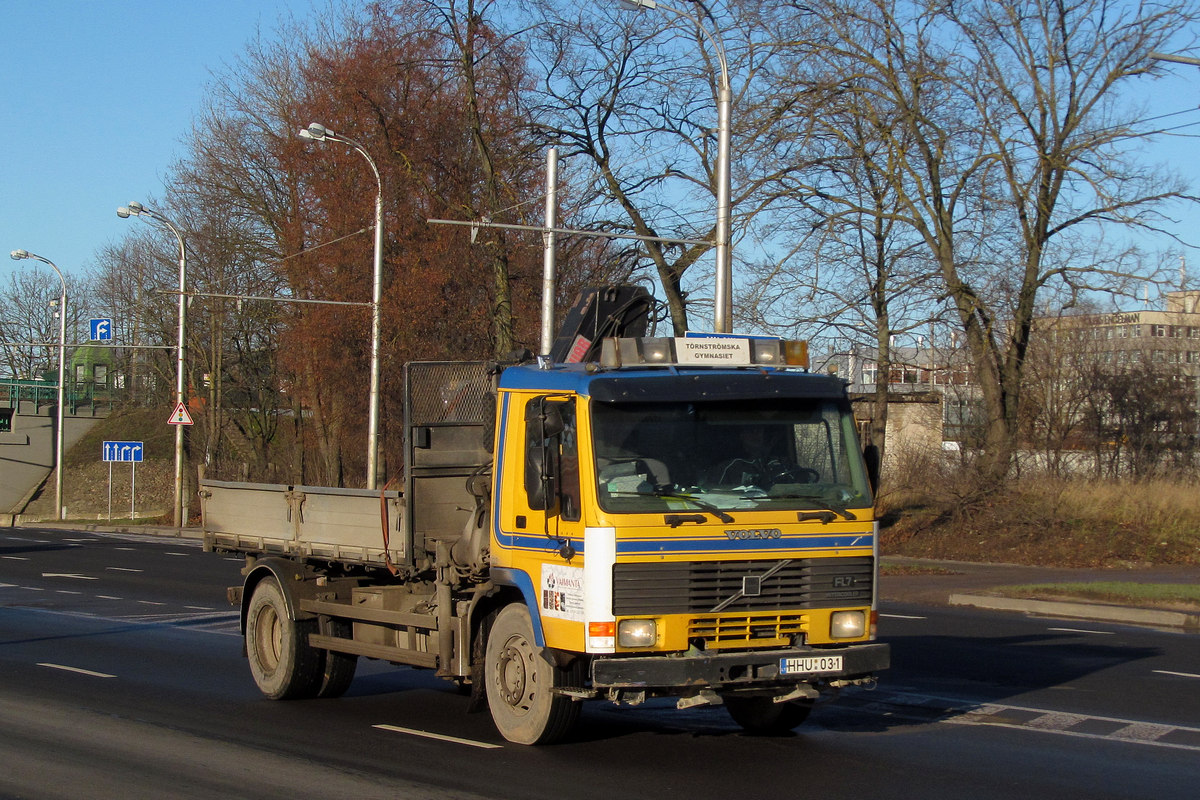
[484,603,581,744]
[245,577,323,700]
[316,620,358,699]
[724,695,813,734]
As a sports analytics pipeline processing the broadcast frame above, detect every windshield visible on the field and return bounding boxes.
[591,397,872,515]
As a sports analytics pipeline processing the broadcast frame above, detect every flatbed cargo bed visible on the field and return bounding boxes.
[200,479,407,567]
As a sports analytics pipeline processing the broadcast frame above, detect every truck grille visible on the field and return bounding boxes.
[612,556,874,615]
[688,612,808,647]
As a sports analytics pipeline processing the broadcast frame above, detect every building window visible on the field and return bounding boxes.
[1152,349,1165,362]
[1151,324,1167,338]
[1129,325,1142,338]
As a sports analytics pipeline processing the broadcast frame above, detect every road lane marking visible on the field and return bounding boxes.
[373,724,502,749]
[1048,627,1114,635]
[880,613,926,620]
[42,573,98,580]
[1154,670,1200,679]
[838,689,1200,753]
[1,556,30,561]
[56,590,83,595]
[137,600,166,606]
[38,663,116,679]
[96,595,123,600]
[164,552,190,557]
[106,567,143,572]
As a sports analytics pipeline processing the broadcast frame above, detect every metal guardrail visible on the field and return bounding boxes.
[0,378,117,414]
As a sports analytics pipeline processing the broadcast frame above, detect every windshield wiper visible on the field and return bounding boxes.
[768,494,855,521]
[797,504,854,521]
[607,489,734,524]
[652,489,735,524]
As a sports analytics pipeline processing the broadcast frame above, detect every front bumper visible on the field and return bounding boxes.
[591,641,889,689]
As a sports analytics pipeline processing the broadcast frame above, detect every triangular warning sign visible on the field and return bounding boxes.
[168,401,194,426]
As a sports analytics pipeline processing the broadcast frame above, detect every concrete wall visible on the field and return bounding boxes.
[1,409,99,518]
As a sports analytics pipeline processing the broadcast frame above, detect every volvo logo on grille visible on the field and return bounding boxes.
[724,528,782,540]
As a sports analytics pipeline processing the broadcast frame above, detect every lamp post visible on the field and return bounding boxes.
[298,122,385,489]
[9,249,67,520]
[1149,51,1200,67]
[117,202,188,528]
[619,0,733,332]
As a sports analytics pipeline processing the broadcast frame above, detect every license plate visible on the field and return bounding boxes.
[779,654,844,675]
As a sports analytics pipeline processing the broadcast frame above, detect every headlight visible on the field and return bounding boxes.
[617,619,656,648]
[830,610,866,639]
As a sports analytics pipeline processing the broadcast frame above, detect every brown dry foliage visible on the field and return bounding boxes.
[878,448,1200,567]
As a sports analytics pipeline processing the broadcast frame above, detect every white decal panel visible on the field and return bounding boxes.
[540,563,585,621]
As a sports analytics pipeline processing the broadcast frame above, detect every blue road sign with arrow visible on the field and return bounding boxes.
[90,318,113,341]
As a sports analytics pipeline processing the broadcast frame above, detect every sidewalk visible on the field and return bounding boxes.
[881,556,1200,632]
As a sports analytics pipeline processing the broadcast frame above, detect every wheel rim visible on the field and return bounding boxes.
[495,634,534,713]
[256,604,282,675]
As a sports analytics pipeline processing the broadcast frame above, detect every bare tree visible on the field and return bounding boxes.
[526,0,811,334]
[782,0,1198,482]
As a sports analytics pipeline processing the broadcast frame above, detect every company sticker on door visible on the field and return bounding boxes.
[540,563,585,621]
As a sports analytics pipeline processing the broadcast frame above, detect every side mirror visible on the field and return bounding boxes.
[524,398,562,511]
[863,444,880,494]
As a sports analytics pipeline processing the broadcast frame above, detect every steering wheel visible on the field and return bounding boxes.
[769,464,820,484]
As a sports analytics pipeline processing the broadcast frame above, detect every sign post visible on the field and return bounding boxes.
[102,440,143,521]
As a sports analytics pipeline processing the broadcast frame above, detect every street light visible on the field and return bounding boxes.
[9,249,67,520]
[298,122,385,489]
[619,0,733,332]
[117,202,188,528]
[1149,51,1200,67]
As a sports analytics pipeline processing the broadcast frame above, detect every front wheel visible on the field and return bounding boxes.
[484,603,581,745]
[245,577,323,700]
[724,695,813,734]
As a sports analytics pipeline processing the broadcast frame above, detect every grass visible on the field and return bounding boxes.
[879,471,1200,567]
[993,581,1200,609]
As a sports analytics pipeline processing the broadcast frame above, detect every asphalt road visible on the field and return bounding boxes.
[2,527,1199,799]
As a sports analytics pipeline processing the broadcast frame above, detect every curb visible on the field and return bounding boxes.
[950,593,1200,633]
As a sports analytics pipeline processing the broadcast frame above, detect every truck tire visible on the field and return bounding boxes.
[316,621,358,699]
[246,577,323,700]
[484,603,580,745]
[723,695,813,734]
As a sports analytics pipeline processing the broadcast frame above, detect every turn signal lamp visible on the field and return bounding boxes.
[599,335,809,369]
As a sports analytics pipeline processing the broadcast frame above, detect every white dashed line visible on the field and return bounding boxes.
[373,724,502,749]
[38,663,116,679]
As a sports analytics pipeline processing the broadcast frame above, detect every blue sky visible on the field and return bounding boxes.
[1,1,1199,311]
[0,1,316,289]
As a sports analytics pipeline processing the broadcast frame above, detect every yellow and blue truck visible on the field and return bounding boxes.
[202,323,888,744]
